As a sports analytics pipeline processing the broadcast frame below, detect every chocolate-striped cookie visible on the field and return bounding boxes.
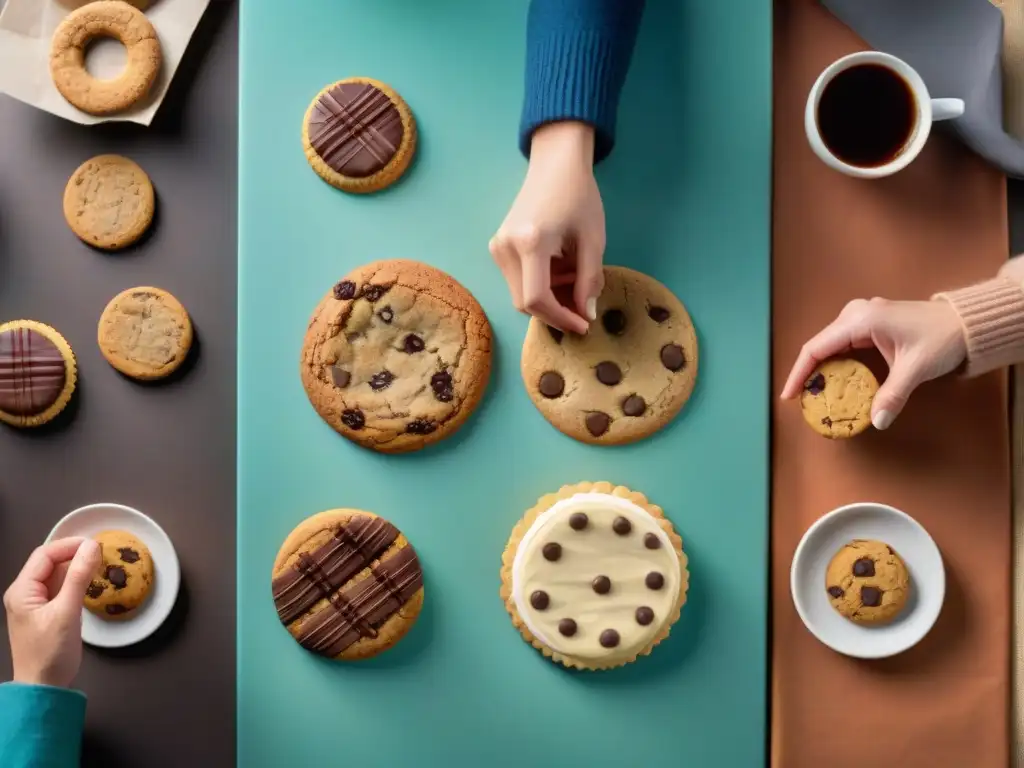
[271,509,424,660]
[0,320,77,428]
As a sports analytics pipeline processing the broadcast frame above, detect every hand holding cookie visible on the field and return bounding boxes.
[3,538,100,688]
[781,298,967,430]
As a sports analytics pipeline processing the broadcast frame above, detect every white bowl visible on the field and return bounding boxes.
[790,502,944,659]
[46,503,181,649]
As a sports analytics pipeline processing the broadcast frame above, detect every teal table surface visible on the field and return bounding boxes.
[238,1,772,765]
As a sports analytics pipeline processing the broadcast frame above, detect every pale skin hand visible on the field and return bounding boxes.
[490,121,606,335]
[4,537,101,688]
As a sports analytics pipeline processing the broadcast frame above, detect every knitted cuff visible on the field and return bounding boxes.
[934,277,1024,377]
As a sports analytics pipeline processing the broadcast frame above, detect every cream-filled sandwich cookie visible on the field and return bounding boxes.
[500,481,688,670]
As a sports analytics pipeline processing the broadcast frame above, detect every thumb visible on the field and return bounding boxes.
[871,360,925,431]
[573,238,605,322]
[55,539,101,611]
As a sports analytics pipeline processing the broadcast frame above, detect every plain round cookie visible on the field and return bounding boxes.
[500,481,688,671]
[300,259,492,453]
[63,155,155,250]
[272,509,424,660]
[84,530,154,620]
[98,287,193,381]
[302,77,417,194]
[800,358,878,439]
[0,320,77,428]
[49,1,161,116]
[825,539,911,625]
[521,266,699,445]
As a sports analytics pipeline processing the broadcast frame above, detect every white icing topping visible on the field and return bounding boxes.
[511,493,681,664]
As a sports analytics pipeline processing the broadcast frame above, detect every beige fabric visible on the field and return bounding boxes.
[995,0,1024,137]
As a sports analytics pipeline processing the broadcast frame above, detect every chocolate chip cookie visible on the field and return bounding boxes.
[97,287,193,381]
[300,260,492,453]
[825,539,911,625]
[0,320,78,428]
[800,358,878,439]
[272,509,424,660]
[520,266,698,445]
[84,530,154,620]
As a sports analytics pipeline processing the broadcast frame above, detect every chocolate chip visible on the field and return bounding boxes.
[612,516,632,535]
[622,395,646,417]
[530,590,550,610]
[853,558,875,578]
[406,419,437,435]
[369,370,395,391]
[362,284,388,302]
[592,575,612,594]
[821,417,832,427]
[660,344,685,372]
[547,326,564,343]
[645,571,665,590]
[542,542,562,562]
[86,581,106,599]
[330,366,350,389]
[558,618,577,637]
[636,606,655,625]
[595,361,622,386]
[105,604,129,616]
[341,409,365,430]
[644,533,661,550]
[585,411,611,437]
[648,306,670,323]
[805,373,826,395]
[106,566,127,590]
[118,547,140,564]
[599,629,620,648]
[431,371,454,402]
[403,334,425,353]
[602,309,627,335]
[860,586,882,607]
[827,586,844,598]
[538,371,565,399]
[569,512,589,531]
[377,306,394,324]
[333,280,356,300]
[887,545,895,555]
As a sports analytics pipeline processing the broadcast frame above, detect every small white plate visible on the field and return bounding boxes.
[46,503,180,649]
[790,502,944,659]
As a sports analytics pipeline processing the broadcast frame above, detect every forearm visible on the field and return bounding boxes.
[520,0,645,164]
[0,683,85,767]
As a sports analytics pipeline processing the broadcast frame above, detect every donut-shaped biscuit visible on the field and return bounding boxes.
[49,1,162,116]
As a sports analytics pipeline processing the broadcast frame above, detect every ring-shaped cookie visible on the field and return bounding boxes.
[49,1,162,116]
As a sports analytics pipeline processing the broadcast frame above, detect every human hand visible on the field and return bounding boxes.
[780,298,967,430]
[4,537,101,688]
[490,121,606,335]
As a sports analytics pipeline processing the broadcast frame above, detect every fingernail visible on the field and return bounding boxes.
[872,410,894,431]
[585,297,597,321]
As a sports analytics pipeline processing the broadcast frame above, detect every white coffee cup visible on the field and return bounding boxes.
[805,51,965,178]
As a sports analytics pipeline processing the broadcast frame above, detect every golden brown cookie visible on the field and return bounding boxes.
[63,155,155,250]
[272,509,424,660]
[300,260,492,453]
[50,1,162,116]
[84,530,154,620]
[0,320,77,429]
[520,267,699,445]
[97,287,193,381]
[800,358,878,438]
[302,77,417,194]
[825,539,911,624]
[500,481,688,671]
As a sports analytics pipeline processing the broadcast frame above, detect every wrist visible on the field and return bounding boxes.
[529,121,595,167]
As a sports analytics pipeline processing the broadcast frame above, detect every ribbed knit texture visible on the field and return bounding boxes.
[519,0,645,164]
[935,277,1024,376]
[0,683,85,767]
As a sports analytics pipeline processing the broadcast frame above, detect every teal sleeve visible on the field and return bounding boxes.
[0,683,86,768]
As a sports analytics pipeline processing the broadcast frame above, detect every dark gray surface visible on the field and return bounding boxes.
[0,2,237,766]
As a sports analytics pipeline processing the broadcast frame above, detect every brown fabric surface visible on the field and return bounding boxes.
[772,2,1012,767]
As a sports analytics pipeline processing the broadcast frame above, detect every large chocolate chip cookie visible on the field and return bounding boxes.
[520,266,698,445]
[300,260,492,453]
[825,539,911,625]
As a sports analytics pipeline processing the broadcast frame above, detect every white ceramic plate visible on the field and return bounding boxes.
[790,502,944,659]
[46,503,180,649]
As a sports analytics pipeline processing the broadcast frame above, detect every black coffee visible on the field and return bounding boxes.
[817,63,916,168]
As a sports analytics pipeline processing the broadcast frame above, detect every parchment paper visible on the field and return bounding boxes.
[0,0,209,125]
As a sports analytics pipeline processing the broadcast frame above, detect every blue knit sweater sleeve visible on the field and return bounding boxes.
[519,0,646,164]
[0,683,86,767]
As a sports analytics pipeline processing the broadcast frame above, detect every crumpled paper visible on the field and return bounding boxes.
[0,0,209,125]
